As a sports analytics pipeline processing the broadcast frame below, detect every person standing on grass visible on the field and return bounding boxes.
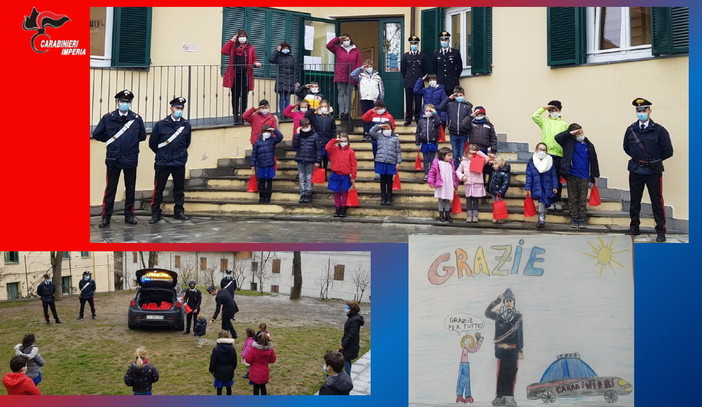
[245,331,277,395]
[207,285,239,339]
[241,328,256,379]
[3,356,40,395]
[13,334,44,386]
[319,350,353,395]
[194,315,208,348]
[339,301,365,379]
[220,269,237,298]
[36,274,61,325]
[124,346,159,395]
[182,280,202,335]
[209,330,237,395]
[77,271,97,320]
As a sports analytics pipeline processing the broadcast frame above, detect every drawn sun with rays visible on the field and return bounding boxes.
[583,236,628,275]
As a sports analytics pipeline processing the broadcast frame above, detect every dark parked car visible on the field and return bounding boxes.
[526,353,633,404]
[128,268,185,330]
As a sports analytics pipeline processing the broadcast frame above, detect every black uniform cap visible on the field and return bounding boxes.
[170,97,186,108]
[439,31,451,39]
[114,90,134,102]
[408,35,420,43]
[632,97,652,111]
[83,271,91,276]
[206,285,216,293]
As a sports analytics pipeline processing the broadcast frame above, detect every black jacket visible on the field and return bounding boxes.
[92,110,147,168]
[310,113,337,142]
[78,279,96,299]
[555,130,600,180]
[149,116,191,167]
[319,371,354,395]
[438,98,474,135]
[295,85,326,107]
[213,289,239,320]
[431,48,463,93]
[488,164,511,197]
[461,117,498,153]
[209,338,238,381]
[36,281,56,302]
[623,119,673,175]
[194,317,207,336]
[400,51,428,88]
[220,277,237,297]
[124,363,159,393]
[340,313,365,361]
[293,129,322,164]
[269,50,299,93]
[415,115,441,145]
[485,297,523,360]
[182,288,202,310]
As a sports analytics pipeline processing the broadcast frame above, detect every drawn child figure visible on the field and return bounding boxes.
[456,332,483,403]
[455,144,490,223]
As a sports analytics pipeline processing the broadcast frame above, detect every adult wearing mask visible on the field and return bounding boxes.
[339,301,365,378]
[401,35,427,126]
[431,31,462,97]
[623,98,673,242]
[327,34,362,120]
[269,41,299,119]
[207,286,239,339]
[182,280,202,335]
[222,30,262,124]
[220,269,237,298]
[77,271,97,320]
[36,274,61,324]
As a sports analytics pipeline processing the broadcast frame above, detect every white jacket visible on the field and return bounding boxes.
[350,67,385,101]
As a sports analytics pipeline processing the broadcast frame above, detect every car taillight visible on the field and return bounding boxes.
[130,300,136,307]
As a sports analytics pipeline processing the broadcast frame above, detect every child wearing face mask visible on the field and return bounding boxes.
[295,82,325,110]
[369,123,403,205]
[532,100,569,211]
[311,101,337,171]
[194,315,208,348]
[456,144,491,223]
[438,87,474,169]
[292,118,322,203]
[318,350,353,395]
[556,123,600,228]
[487,156,512,224]
[428,147,460,223]
[242,99,279,146]
[283,100,312,137]
[525,142,558,228]
[351,59,385,138]
[363,100,396,179]
[415,104,441,181]
[414,74,447,123]
[325,133,358,218]
[3,356,41,395]
[250,126,284,204]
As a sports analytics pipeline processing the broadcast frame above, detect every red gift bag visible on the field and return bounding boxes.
[451,190,463,214]
[492,199,509,220]
[184,304,193,314]
[523,197,537,217]
[469,154,485,173]
[311,167,326,183]
[392,173,402,190]
[589,185,602,206]
[438,125,446,142]
[559,175,567,184]
[414,153,423,170]
[347,187,359,207]
[247,174,258,192]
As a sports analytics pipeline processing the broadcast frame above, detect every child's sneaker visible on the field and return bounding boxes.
[570,220,578,228]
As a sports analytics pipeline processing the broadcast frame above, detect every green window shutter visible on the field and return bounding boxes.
[247,8,271,78]
[470,7,492,75]
[547,7,586,67]
[652,7,689,56]
[112,7,152,67]
[221,7,246,75]
[421,7,444,57]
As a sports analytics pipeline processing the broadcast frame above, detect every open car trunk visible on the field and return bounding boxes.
[137,289,176,310]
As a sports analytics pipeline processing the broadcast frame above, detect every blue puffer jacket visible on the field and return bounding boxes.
[369,125,403,165]
[525,159,558,203]
[415,115,441,145]
[292,129,322,163]
[413,78,447,122]
[149,116,192,167]
[250,129,284,168]
[92,110,147,168]
[310,113,337,143]
[488,164,511,197]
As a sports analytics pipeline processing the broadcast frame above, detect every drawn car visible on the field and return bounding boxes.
[127,268,185,330]
[526,353,633,404]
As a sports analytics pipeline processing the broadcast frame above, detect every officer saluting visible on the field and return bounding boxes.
[623,98,673,242]
[92,90,147,228]
[400,35,427,126]
[431,31,462,97]
[148,97,192,224]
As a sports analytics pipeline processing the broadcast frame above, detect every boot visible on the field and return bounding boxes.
[55,319,61,324]
[380,193,388,205]
[473,210,480,222]
[388,192,395,204]
[492,396,505,406]
[92,314,96,319]
[334,207,342,217]
[98,217,110,228]
[438,211,447,223]
[124,215,137,225]
[77,315,84,320]
[306,193,312,203]
[174,212,190,221]
[299,194,305,203]
[537,212,546,228]
[503,396,517,407]
[446,211,453,223]
[149,213,161,224]
[258,193,265,204]
[45,319,50,325]
[340,206,347,218]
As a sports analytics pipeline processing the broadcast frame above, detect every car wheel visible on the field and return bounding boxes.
[604,390,618,403]
[176,321,185,331]
[541,390,556,403]
[128,321,136,330]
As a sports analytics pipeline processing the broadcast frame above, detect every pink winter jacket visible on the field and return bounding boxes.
[427,158,459,189]
[455,151,489,184]
[326,37,362,84]
[241,337,255,360]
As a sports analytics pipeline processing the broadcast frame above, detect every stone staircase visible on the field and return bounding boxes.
[141,124,665,232]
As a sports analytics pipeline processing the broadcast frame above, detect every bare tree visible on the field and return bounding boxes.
[253,252,274,293]
[232,260,248,291]
[50,251,66,300]
[203,265,219,289]
[178,259,197,290]
[319,258,333,300]
[352,266,370,303]
[290,251,303,300]
[148,252,159,268]
[139,252,147,269]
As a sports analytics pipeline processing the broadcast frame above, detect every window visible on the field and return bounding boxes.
[272,259,281,274]
[251,262,258,272]
[90,7,152,68]
[90,7,113,67]
[62,252,70,259]
[236,251,253,260]
[6,283,20,300]
[220,259,229,272]
[271,285,279,293]
[443,7,493,75]
[81,252,90,259]
[4,252,19,263]
[200,257,207,270]
[132,252,138,263]
[334,264,345,281]
[174,255,181,269]
[587,7,653,63]
[62,276,72,296]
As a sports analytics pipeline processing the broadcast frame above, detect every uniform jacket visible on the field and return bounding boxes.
[319,371,354,395]
[326,38,362,83]
[292,129,322,164]
[193,317,208,337]
[623,119,673,175]
[149,116,191,167]
[124,362,159,393]
[14,345,44,379]
[368,125,403,165]
[92,110,147,168]
[350,67,385,101]
[413,78,448,122]
[427,158,459,189]
[415,115,441,145]
[431,48,463,92]
[36,281,56,303]
[250,129,284,168]
[488,164,512,197]
[294,85,325,110]
[555,130,600,180]
[438,98,474,135]
[401,51,428,88]
[340,313,365,361]
[220,277,237,296]
[209,338,238,381]
[325,139,358,178]
[3,372,41,395]
[212,289,239,320]
[242,108,278,145]
[183,288,202,311]
[245,342,277,385]
[221,41,257,90]
[78,279,97,299]
[268,50,299,94]
[525,159,557,202]
[310,111,337,142]
[531,108,569,157]
[485,297,523,360]
[461,117,498,152]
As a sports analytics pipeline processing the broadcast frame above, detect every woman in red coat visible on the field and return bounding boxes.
[326,34,362,120]
[244,331,277,395]
[222,30,261,124]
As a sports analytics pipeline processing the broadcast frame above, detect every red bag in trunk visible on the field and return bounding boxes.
[347,187,359,207]
[589,185,602,206]
[247,174,258,192]
[438,125,446,142]
[311,167,326,183]
[414,153,423,170]
[159,301,173,310]
[392,173,402,190]
[492,199,509,220]
[451,190,463,214]
[523,197,537,217]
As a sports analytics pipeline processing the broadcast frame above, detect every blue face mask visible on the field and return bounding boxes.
[455,96,465,103]
[118,102,130,112]
[281,49,290,54]
[344,306,351,314]
[440,41,449,48]
[173,109,183,119]
[410,44,418,52]
[637,112,648,122]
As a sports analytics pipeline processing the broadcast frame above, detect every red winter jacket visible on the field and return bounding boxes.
[361,109,396,131]
[242,108,278,145]
[221,41,258,91]
[3,372,41,395]
[326,37,362,84]
[325,139,358,179]
[244,343,277,385]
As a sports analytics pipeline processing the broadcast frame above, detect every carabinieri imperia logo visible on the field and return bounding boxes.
[23,7,85,55]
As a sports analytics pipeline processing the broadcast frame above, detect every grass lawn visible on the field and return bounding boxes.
[0,289,370,395]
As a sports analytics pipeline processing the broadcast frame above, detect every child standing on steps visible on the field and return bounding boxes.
[525,142,558,228]
[245,331,277,395]
[456,144,490,223]
[250,125,284,204]
[283,100,312,137]
[487,156,512,224]
[310,100,337,171]
[292,117,322,204]
[325,134,357,218]
[369,123,403,205]
[362,100,396,179]
[415,104,441,181]
[351,60,385,138]
[428,147,459,223]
